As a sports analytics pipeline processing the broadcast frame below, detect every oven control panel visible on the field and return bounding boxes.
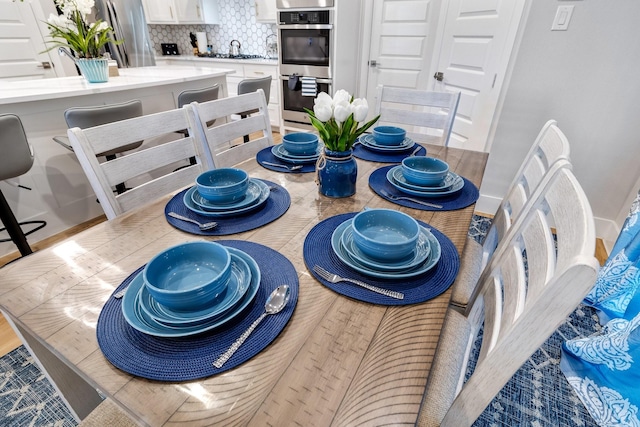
[279,10,330,25]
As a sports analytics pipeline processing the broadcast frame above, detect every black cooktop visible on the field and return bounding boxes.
[197,53,264,60]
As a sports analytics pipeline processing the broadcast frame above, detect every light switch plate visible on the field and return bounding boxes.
[552,5,574,31]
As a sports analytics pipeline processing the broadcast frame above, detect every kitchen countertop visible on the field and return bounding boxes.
[0,65,236,105]
[158,55,278,66]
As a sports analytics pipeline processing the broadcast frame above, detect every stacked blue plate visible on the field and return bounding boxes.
[330,219,441,279]
[358,134,416,153]
[121,247,261,337]
[271,143,323,165]
[386,166,464,198]
[183,179,270,217]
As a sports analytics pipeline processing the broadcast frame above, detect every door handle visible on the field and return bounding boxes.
[369,60,377,68]
[37,62,52,69]
[434,71,444,82]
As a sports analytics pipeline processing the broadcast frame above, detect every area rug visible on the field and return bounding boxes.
[0,345,77,426]
[0,215,600,426]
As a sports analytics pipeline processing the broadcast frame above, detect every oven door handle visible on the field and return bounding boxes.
[277,24,333,30]
[281,76,332,84]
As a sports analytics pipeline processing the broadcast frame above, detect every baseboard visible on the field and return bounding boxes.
[476,194,619,253]
[475,194,500,218]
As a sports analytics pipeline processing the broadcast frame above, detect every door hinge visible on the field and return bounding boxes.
[434,72,444,82]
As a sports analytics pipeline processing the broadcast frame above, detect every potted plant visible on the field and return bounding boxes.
[43,0,119,82]
[305,90,379,197]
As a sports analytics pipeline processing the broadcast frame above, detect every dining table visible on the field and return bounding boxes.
[0,143,487,426]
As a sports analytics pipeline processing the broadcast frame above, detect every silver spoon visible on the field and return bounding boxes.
[262,161,303,171]
[167,212,218,231]
[213,285,291,368]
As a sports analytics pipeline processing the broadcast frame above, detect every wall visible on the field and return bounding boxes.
[147,0,277,58]
[480,0,640,247]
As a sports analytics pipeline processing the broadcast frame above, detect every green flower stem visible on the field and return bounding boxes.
[304,107,380,151]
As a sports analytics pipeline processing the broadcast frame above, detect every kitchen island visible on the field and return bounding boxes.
[0,66,234,258]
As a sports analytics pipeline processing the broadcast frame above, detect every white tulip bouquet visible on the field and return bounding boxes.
[305,90,380,152]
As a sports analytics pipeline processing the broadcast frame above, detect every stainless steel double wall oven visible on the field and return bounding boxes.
[277,1,334,127]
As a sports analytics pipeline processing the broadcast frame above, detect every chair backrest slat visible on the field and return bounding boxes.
[191,90,273,170]
[115,164,201,214]
[375,84,460,147]
[68,106,205,220]
[100,138,199,186]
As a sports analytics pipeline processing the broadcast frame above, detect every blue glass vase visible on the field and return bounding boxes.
[317,148,357,198]
[77,58,109,83]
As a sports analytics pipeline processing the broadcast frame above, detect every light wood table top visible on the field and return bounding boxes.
[0,146,487,426]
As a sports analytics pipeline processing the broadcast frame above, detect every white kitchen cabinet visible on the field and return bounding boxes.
[163,58,282,132]
[255,0,277,23]
[175,0,219,24]
[142,0,219,25]
[142,0,176,24]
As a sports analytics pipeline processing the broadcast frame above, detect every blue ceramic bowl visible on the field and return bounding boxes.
[196,168,249,204]
[282,132,319,155]
[401,157,450,187]
[143,241,232,311]
[351,208,420,262]
[372,126,406,146]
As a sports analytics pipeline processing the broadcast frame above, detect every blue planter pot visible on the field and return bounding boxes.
[77,58,109,83]
[317,148,357,198]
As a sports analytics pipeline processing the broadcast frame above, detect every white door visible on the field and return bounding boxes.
[0,0,59,80]
[430,0,527,151]
[364,0,440,103]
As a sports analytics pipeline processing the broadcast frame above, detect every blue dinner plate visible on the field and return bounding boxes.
[138,252,252,326]
[121,247,261,337]
[330,220,441,279]
[338,220,432,272]
[183,180,270,217]
[359,134,415,152]
[189,180,264,211]
[387,169,465,198]
[388,166,461,192]
[272,144,322,164]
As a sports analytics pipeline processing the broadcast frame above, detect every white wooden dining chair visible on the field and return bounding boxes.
[189,89,273,169]
[374,84,460,146]
[450,120,572,310]
[417,166,599,426]
[67,106,205,220]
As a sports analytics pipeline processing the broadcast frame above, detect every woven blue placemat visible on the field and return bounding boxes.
[303,213,459,305]
[353,142,426,163]
[164,179,290,235]
[96,240,299,381]
[256,146,316,173]
[369,165,479,211]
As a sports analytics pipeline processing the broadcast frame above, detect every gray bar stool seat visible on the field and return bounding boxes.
[237,76,271,142]
[54,100,143,194]
[0,114,46,258]
[178,84,220,131]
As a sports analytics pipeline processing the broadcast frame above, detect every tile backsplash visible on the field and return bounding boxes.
[147,0,277,58]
